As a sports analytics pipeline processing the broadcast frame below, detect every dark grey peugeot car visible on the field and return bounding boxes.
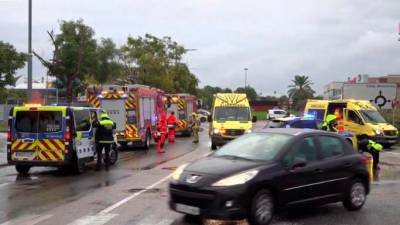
[169,129,370,225]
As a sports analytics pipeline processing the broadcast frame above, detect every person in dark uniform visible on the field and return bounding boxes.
[94,113,116,171]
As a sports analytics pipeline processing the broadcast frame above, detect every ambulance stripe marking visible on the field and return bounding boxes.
[40,140,52,151]
[44,139,57,150]
[51,151,61,160]
[41,151,51,160]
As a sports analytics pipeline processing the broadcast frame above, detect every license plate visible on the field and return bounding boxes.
[175,203,200,215]
[15,152,35,158]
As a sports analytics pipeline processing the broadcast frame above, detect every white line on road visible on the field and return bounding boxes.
[67,214,117,225]
[0,214,53,225]
[98,173,174,215]
[97,148,211,216]
[0,183,9,188]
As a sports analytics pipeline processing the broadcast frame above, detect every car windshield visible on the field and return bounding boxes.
[214,107,250,121]
[360,110,387,124]
[215,133,292,161]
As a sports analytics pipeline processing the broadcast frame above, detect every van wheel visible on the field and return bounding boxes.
[343,179,367,211]
[143,131,151,150]
[211,141,217,150]
[248,189,274,225]
[73,157,85,174]
[16,165,31,175]
[109,145,118,165]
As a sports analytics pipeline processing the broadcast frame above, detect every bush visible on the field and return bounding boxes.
[252,111,267,121]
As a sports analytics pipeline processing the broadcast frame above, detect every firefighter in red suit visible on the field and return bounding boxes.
[157,113,167,153]
[167,112,177,143]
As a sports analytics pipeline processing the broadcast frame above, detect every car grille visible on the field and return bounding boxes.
[224,129,245,136]
[170,188,216,209]
[384,130,397,136]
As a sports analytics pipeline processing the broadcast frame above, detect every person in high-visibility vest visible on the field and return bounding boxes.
[321,114,338,132]
[94,113,116,171]
[167,112,177,143]
[358,139,383,170]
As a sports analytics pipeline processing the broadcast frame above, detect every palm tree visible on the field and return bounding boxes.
[287,75,315,98]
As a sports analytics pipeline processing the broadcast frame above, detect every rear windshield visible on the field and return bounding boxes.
[16,111,63,133]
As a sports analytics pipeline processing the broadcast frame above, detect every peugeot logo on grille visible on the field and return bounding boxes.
[186,174,202,184]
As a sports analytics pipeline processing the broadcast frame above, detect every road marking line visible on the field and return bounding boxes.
[98,147,209,215]
[0,183,9,188]
[0,214,53,225]
[67,214,117,225]
[98,174,173,215]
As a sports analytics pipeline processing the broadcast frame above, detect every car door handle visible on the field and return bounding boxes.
[313,169,324,174]
[344,163,353,168]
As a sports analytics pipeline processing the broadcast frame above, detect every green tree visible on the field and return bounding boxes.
[287,75,315,98]
[287,75,315,111]
[119,34,198,94]
[94,38,120,84]
[0,41,26,93]
[34,19,97,102]
[235,86,258,101]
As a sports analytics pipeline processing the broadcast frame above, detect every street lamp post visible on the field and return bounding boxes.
[27,0,33,101]
[244,68,248,88]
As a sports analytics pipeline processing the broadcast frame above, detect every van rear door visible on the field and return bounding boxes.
[12,108,65,162]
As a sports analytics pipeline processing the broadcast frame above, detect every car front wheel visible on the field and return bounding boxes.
[249,189,274,225]
[343,179,367,211]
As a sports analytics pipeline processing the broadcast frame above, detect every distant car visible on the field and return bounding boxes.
[197,109,210,123]
[169,129,370,225]
[265,117,319,129]
[266,109,287,120]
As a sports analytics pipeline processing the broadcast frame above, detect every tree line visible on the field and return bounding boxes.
[32,19,199,102]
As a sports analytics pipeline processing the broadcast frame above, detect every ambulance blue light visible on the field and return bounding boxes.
[303,113,315,119]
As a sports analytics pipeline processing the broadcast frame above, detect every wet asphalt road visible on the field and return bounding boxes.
[0,123,399,225]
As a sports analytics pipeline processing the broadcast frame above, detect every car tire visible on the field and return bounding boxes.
[211,142,217,150]
[15,165,31,175]
[249,189,274,225]
[343,179,367,211]
[183,214,202,223]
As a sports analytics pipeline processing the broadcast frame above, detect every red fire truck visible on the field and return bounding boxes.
[164,94,198,136]
[87,85,165,149]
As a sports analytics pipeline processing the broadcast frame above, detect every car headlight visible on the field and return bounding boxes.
[213,128,220,134]
[246,129,252,133]
[212,170,258,187]
[374,129,383,135]
[172,164,188,181]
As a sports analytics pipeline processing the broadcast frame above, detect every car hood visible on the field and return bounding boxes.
[184,156,262,176]
[368,123,397,131]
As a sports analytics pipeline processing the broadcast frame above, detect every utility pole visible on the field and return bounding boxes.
[27,0,33,101]
[244,68,248,88]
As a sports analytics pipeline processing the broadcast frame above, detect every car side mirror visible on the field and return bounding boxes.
[208,115,212,122]
[252,115,257,123]
[291,158,307,170]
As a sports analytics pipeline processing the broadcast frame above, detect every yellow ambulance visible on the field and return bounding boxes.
[304,99,398,147]
[208,93,257,150]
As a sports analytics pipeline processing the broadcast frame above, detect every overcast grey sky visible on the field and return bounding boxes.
[1,0,400,95]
